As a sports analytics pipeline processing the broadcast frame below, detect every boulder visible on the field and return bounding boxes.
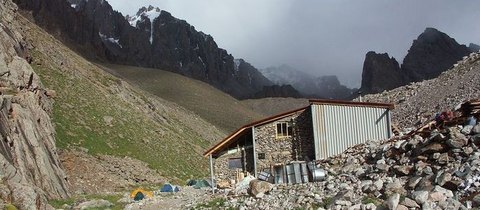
[249,180,273,197]
[386,193,400,210]
[411,191,429,205]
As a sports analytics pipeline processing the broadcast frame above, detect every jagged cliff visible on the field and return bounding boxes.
[360,52,406,94]
[402,28,472,82]
[360,28,472,95]
[0,0,69,209]
[13,1,275,99]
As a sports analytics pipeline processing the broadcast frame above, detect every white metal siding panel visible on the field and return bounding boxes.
[311,104,390,159]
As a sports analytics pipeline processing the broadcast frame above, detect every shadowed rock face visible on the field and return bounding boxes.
[0,0,69,209]
[13,0,276,99]
[360,52,406,94]
[470,43,480,52]
[402,27,471,82]
[360,28,472,95]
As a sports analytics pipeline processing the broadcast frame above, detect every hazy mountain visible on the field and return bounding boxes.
[260,65,355,99]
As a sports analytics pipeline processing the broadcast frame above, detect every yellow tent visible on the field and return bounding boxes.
[130,188,153,199]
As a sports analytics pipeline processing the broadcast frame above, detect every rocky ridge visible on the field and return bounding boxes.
[360,28,472,94]
[362,51,480,129]
[14,0,278,99]
[0,0,69,208]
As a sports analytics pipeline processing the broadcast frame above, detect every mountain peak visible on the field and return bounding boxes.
[402,27,471,81]
[127,5,162,27]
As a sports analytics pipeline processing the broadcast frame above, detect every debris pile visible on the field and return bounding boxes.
[218,99,480,210]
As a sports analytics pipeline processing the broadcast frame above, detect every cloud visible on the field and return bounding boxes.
[107,0,480,87]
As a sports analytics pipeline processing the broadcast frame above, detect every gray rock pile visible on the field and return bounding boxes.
[217,109,480,209]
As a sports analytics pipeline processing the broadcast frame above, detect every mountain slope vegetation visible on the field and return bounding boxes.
[20,13,225,182]
[100,64,265,133]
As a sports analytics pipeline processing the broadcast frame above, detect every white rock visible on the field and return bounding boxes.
[411,191,429,204]
[387,193,400,210]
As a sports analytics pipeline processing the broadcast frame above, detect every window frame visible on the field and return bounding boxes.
[228,158,242,169]
[276,121,293,138]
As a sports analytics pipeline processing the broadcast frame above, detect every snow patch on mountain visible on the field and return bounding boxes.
[234,59,241,71]
[127,6,161,44]
[98,32,122,48]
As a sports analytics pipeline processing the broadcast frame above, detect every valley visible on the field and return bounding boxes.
[0,0,479,209]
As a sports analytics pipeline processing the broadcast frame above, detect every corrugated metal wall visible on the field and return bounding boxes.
[311,104,391,159]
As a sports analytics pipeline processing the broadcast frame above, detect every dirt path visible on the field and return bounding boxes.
[124,187,215,210]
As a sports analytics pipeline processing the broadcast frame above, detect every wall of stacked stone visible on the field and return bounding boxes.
[214,147,254,182]
[255,109,314,172]
[213,108,315,181]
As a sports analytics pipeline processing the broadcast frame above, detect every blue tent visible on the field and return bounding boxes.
[160,183,179,192]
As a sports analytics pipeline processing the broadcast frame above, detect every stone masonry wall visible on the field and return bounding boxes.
[214,147,254,182]
[214,108,315,182]
[255,109,314,173]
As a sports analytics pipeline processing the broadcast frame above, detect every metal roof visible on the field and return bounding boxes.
[203,99,394,157]
[203,106,308,157]
[309,99,395,110]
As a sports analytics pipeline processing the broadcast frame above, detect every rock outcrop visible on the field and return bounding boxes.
[402,27,472,82]
[13,0,274,99]
[360,52,406,94]
[0,0,69,209]
[360,28,472,95]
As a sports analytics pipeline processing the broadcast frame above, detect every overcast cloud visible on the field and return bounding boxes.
[107,0,480,87]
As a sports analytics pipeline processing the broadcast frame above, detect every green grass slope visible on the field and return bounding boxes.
[21,15,225,182]
[100,64,265,133]
[241,98,310,116]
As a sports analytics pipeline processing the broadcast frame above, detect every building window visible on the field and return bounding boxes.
[276,121,293,138]
[228,158,242,169]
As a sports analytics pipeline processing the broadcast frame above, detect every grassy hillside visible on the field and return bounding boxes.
[21,15,225,182]
[241,98,310,116]
[100,64,265,133]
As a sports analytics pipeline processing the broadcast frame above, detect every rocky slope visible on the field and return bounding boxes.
[14,0,228,187]
[362,51,480,129]
[360,28,472,94]
[260,65,355,99]
[470,43,480,52]
[216,115,480,210]
[14,0,275,99]
[0,0,69,209]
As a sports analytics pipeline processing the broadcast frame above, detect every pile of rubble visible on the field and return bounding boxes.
[216,100,480,210]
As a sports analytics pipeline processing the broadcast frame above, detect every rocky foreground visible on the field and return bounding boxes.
[212,115,480,210]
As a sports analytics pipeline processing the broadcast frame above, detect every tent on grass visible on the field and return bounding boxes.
[187,179,211,189]
[130,188,153,201]
[160,183,180,192]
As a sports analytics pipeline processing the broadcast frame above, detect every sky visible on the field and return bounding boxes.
[107,0,480,88]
